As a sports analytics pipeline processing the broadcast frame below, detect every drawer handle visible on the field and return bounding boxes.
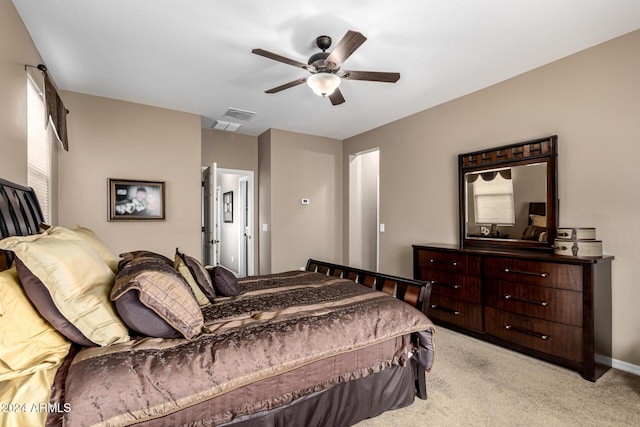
[503,294,549,307]
[432,281,461,290]
[430,304,461,316]
[505,324,549,340]
[430,258,458,267]
[504,268,548,278]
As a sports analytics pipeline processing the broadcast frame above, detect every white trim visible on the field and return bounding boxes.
[376,173,380,272]
[596,354,640,376]
[238,173,255,276]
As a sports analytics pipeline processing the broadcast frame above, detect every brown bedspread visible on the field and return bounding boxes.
[59,271,435,427]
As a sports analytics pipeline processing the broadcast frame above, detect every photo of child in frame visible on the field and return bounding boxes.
[109,179,165,221]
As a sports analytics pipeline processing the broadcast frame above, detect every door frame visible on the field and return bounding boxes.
[238,174,254,277]
[348,148,380,271]
[206,166,254,277]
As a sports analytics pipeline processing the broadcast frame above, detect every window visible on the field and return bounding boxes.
[27,75,52,223]
[473,173,515,226]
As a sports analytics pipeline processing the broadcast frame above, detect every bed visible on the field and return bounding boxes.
[520,202,547,241]
[0,177,435,427]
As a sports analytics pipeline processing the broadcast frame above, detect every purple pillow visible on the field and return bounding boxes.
[207,266,239,297]
[113,290,182,339]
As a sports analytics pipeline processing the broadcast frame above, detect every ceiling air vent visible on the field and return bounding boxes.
[224,108,256,121]
[211,120,242,132]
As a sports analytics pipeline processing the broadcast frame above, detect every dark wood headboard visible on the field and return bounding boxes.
[0,178,45,269]
[528,202,546,220]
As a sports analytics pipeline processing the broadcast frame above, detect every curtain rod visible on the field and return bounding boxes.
[24,64,47,73]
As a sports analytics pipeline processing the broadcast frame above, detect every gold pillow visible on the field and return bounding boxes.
[530,214,547,227]
[175,249,215,306]
[0,228,129,346]
[0,267,70,381]
[69,224,120,273]
[41,224,120,273]
[0,367,61,427]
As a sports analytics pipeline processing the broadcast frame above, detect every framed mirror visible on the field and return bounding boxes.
[459,135,558,252]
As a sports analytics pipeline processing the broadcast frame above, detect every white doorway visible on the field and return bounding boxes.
[349,148,380,271]
[202,166,254,277]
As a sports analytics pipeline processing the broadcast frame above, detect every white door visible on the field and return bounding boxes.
[202,163,219,266]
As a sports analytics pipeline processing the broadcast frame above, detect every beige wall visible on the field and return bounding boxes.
[202,128,258,171]
[261,129,343,273]
[258,130,272,274]
[0,0,43,184]
[58,91,202,258]
[345,29,640,367]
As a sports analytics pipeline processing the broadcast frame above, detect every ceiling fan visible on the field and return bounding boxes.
[252,30,400,105]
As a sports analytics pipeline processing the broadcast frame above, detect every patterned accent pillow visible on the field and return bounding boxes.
[118,250,173,271]
[0,227,130,347]
[208,265,239,297]
[522,225,547,241]
[111,258,204,339]
[175,248,216,305]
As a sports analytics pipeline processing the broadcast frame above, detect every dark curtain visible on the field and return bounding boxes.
[467,169,512,183]
[44,72,69,151]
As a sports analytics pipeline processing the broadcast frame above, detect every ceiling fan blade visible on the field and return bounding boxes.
[264,77,307,94]
[342,70,400,83]
[252,48,310,70]
[328,88,345,105]
[324,30,367,71]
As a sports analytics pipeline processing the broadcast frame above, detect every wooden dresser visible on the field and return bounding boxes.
[413,243,613,381]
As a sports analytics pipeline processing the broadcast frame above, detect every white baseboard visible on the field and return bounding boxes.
[596,354,640,376]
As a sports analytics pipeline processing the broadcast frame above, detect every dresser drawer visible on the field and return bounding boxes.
[417,249,481,274]
[486,280,583,326]
[485,307,583,362]
[428,295,483,331]
[484,257,583,291]
[420,268,482,303]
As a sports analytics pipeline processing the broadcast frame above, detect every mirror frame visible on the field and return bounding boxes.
[459,135,558,252]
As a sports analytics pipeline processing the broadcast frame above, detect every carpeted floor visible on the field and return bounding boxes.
[356,327,640,426]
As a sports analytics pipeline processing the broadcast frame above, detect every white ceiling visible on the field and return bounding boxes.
[12,0,640,140]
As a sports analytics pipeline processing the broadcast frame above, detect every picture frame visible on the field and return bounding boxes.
[108,179,165,221]
[223,191,233,223]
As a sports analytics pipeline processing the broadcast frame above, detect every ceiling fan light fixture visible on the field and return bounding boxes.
[306,72,341,97]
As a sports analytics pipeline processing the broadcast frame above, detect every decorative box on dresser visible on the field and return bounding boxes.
[413,243,613,381]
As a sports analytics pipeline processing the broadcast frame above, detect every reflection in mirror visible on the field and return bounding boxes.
[465,163,547,241]
[458,135,557,252]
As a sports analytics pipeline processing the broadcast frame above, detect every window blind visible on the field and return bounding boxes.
[473,174,515,225]
[27,75,51,223]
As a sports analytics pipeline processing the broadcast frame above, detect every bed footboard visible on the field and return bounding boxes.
[305,258,433,399]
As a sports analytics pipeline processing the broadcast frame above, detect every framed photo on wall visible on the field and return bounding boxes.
[223,191,233,223]
[108,179,165,221]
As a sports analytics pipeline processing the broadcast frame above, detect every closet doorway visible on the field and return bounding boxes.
[202,165,254,277]
[349,148,380,271]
